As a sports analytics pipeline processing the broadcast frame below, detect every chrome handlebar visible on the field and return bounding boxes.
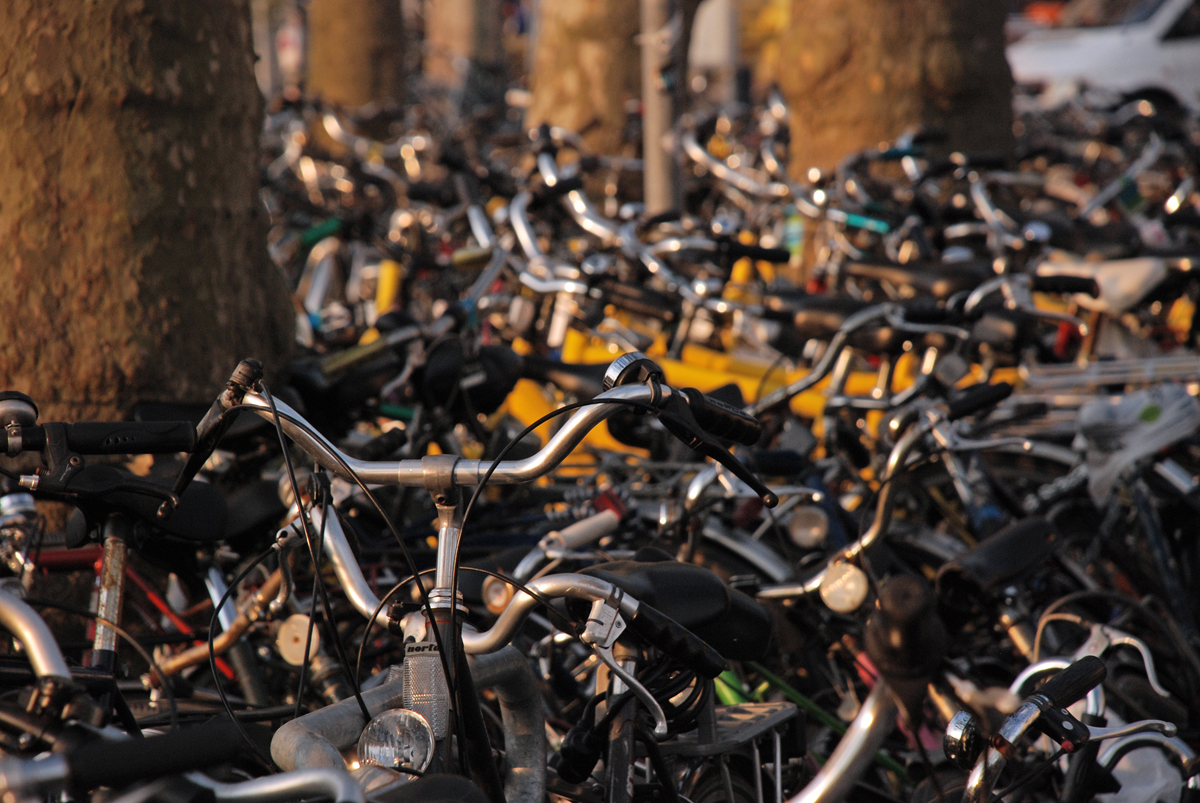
[235,383,666,488]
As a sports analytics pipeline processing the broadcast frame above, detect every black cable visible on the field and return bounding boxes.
[990,747,1065,802]
[754,351,790,405]
[634,722,680,803]
[224,402,460,724]
[293,517,319,721]
[207,544,276,768]
[24,599,179,731]
[262,383,370,723]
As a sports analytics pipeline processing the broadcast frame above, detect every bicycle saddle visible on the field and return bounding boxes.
[842,259,993,301]
[580,548,773,660]
[521,355,609,400]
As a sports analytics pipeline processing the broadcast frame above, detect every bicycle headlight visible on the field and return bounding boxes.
[357,708,436,773]
[787,505,828,548]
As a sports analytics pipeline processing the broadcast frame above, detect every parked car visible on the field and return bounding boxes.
[1008,0,1200,112]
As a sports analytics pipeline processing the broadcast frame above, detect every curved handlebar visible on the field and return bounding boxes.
[236,383,665,488]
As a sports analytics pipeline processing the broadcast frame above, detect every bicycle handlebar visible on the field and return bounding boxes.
[1030,274,1101,297]
[67,719,243,791]
[1034,655,1108,711]
[946,382,1014,422]
[679,387,762,446]
[11,422,196,456]
[238,376,761,488]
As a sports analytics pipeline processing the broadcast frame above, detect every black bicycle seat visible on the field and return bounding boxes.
[580,548,772,660]
[842,259,992,301]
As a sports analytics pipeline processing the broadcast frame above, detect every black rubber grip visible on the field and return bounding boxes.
[18,422,197,455]
[680,388,762,446]
[946,382,1013,421]
[66,422,196,454]
[629,604,728,678]
[67,719,242,791]
[1035,656,1107,710]
[529,175,584,209]
[721,240,792,264]
[1032,275,1100,297]
[903,303,958,324]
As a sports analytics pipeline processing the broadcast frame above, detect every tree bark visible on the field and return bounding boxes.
[307,0,405,108]
[424,0,505,106]
[0,0,293,422]
[526,0,641,155]
[779,0,1014,173]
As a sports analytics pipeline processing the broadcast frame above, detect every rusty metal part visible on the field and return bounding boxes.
[156,569,283,678]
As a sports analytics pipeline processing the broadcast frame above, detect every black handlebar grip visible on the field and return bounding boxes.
[629,604,728,678]
[679,388,762,446]
[67,719,242,791]
[529,175,584,210]
[723,241,792,264]
[64,422,197,455]
[946,382,1014,422]
[1034,656,1107,710]
[1031,275,1101,297]
[903,303,957,324]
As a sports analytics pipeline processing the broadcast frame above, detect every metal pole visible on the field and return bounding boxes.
[640,0,679,213]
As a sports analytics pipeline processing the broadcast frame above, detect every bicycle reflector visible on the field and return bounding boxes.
[357,708,436,773]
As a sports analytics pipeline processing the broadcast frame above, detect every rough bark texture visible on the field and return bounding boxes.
[307,0,405,108]
[780,0,1014,173]
[526,0,641,155]
[0,0,293,422]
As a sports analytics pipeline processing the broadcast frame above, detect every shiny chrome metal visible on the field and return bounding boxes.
[512,510,622,582]
[188,768,364,803]
[1073,623,1171,698]
[238,384,663,488]
[944,711,983,770]
[1089,720,1177,741]
[0,588,71,680]
[680,128,790,200]
[1098,731,1200,789]
[93,526,129,654]
[517,271,589,296]
[509,192,543,261]
[748,306,891,416]
[963,700,1042,803]
[466,205,495,249]
[206,566,238,632]
[461,574,637,655]
[794,423,928,595]
[593,641,668,737]
[308,506,381,622]
[787,683,897,803]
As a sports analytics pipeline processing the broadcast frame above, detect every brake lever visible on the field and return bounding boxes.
[1074,622,1171,698]
[52,464,179,515]
[579,596,669,738]
[658,393,778,507]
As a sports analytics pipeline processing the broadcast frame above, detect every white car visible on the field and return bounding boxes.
[1008,0,1200,112]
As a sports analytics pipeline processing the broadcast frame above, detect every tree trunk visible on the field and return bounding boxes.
[526,0,641,155]
[0,0,293,422]
[779,0,1014,173]
[307,0,405,108]
[425,0,506,109]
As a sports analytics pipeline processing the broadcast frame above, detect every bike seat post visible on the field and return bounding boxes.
[89,515,133,670]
